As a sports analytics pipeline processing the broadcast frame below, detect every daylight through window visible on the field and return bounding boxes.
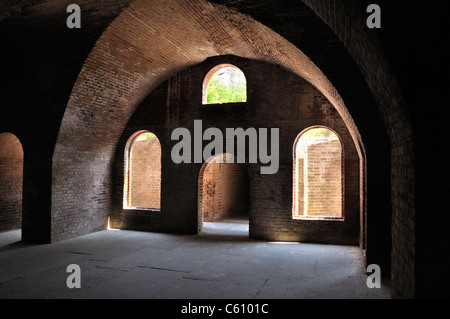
[123,131,161,210]
[293,127,343,219]
[202,64,247,104]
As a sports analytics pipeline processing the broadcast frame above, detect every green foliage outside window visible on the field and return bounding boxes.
[136,132,156,141]
[206,72,247,104]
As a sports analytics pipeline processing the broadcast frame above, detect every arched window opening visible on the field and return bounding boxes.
[202,64,247,104]
[0,132,23,232]
[293,127,343,219]
[123,131,161,210]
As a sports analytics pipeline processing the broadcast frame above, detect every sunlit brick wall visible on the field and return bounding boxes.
[128,136,161,209]
[305,139,342,217]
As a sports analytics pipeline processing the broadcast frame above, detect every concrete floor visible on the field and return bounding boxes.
[0,220,390,299]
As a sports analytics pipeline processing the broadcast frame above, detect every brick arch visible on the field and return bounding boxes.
[299,0,414,298]
[206,0,414,298]
[52,0,364,243]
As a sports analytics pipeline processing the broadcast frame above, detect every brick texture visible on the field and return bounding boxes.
[125,133,161,209]
[111,56,361,246]
[2,0,435,299]
[53,0,365,243]
[199,154,249,223]
[0,133,23,232]
[295,136,342,218]
[300,0,415,299]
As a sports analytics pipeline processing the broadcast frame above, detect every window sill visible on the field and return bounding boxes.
[292,216,344,221]
[123,207,161,212]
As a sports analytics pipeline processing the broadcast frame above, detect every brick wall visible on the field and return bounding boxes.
[199,154,249,222]
[0,133,23,232]
[2,0,437,298]
[298,0,416,298]
[126,134,161,209]
[300,138,342,217]
[111,56,361,245]
[0,0,42,22]
[53,0,366,244]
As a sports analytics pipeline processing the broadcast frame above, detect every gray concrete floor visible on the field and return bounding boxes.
[0,220,391,299]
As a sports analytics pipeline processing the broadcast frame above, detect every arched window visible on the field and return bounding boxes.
[293,127,343,219]
[123,131,161,210]
[202,64,247,104]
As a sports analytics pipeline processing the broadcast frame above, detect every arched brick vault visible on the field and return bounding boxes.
[0,0,416,298]
[206,0,414,298]
[53,0,366,241]
[296,0,414,299]
[52,0,405,288]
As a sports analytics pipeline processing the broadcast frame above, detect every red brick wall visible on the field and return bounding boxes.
[0,133,23,232]
[199,154,249,222]
[301,0,415,298]
[306,139,342,216]
[112,56,361,245]
[1,0,432,298]
[53,0,367,244]
[126,134,161,209]
[294,136,342,218]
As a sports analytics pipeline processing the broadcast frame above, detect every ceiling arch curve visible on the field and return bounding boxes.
[52,0,363,240]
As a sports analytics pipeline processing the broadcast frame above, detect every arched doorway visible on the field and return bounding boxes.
[198,153,249,236]
[0,132,23,232]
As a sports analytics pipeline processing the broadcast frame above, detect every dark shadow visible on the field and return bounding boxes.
[0,230,43,252]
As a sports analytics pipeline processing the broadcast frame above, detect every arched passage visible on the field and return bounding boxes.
[48,0,414,298]
[0,132,23,232]
[198,153,249,236]
[52,0,364,242]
